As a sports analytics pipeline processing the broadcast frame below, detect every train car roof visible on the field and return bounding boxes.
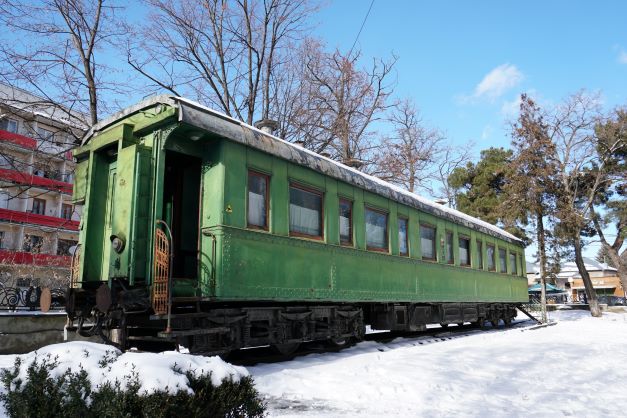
[82,95,523,245]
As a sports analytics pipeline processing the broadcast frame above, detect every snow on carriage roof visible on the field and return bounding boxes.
[82,95,522,244]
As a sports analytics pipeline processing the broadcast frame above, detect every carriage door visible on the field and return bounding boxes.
[101,160,117,280]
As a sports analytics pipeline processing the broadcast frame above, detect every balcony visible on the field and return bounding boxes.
[0,167,73,194]
[0,208,79,231]
[0,249,71,267]
[0,129,37,150]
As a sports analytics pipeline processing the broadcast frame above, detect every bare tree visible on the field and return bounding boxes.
[0,0,127,126]
[373,99,445,192]
[128,0,317,125]
[548,91,605,317]
[285,41,396,168]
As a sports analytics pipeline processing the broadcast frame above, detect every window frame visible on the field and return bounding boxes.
[445,230,454,264]
[458,235,471,267]
[365,206,389,252]
[486,244,496,271]
[0,118,18,133]
[498,247,507,273]
[510,252,518,275]
[288,182,324,240]
[338,198,353,246]
[61,203,73,220]
[420,223,437,262]
[398,216,409,257]
[246,169,270,231]
[476,239,483,270]
[32,198,46,215]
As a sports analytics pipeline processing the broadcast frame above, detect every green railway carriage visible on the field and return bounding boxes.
[66,96,528,354]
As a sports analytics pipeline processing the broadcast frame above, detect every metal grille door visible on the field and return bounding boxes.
[152,227,170,315]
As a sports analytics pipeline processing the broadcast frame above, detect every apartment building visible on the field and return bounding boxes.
[0,83,86,286]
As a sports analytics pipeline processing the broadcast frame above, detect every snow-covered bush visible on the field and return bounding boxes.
[0,342,264,418]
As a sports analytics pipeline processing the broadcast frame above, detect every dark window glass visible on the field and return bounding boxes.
[0,231,4,249]
[398,217,408,256]
[247,171,269,229]
[510,253,517,275]
[57,239,77,256]
[487,245,496,271]
[459,236,470,266]
[23,234,43,253]
[476,240,483,269]
[499,248,507,273]
[61,204,73,220]
[420,225,436,260]
[445,231,454,263]
[0,118,18,133]
[339,199,352,245]
[32,198,46,215]
[289,184,323,238]
[366,208,388,250]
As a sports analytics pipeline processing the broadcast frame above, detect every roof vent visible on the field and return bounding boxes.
[254,119,278,135]
[320,152,331,158]
[293,139,305,148]
[434,198,448,205]
[343,158,364,169]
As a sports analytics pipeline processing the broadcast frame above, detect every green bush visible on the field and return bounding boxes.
[0,355,265,418]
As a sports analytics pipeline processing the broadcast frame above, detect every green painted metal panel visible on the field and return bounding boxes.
[216,226,528,303]
[72,159,89,204]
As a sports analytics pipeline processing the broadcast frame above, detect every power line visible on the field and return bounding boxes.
[348,0,375,58]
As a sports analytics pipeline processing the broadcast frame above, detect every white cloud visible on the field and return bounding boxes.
[618,49,627,64]
[472,64,524,101]
[481,125,493,140]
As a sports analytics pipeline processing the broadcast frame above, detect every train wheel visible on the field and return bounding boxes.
[271,343,300,356]
[326,337,354,349]
[491,319,500,328]
[504,318,512,327]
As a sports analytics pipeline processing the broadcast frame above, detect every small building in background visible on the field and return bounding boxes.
[0,82,86,287]
[526,257,623,302]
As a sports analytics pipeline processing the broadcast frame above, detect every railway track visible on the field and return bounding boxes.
[228,318,541,366]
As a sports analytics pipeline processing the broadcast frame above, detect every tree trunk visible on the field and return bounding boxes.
[605,247,627,298]
[573,238,602,317]
[536,211,548,323]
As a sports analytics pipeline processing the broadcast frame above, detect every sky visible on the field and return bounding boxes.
[314,0,627,151]
[311,1,627,262]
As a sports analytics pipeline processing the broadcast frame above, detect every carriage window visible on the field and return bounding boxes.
[289,184,323,238]
[247,171,269,230]
[445,231,454,264]
[420,224,436,261]
[487,244,496,271]
[398,217,408,256]
[339,199,352,245]
[510,252,517,275]
[499,248,507,273]
[365,207,388,251]
[459,236,470,266]
[476,240,483,269]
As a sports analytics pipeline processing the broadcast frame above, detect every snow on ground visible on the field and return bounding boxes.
[249,310,627,417]
[1,310,626,417]
[0,341,247,418]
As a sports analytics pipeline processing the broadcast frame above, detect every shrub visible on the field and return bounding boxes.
[0,355,265,418]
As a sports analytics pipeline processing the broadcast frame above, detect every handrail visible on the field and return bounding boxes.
[155,220,174,333]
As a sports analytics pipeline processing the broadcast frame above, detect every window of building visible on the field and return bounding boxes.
[420,224,436,261]
[365,207,388,251]
[289,183,323,239]
[499,248,507,273]
[0,191,8,209]
[476,240,483,269]
[32,198,46,215]
[510,252,517,275]
[247,171,269,230]
[57,239,77,256]
[0,231,5,249]
[459,236,471,266]
[0,118,18,133]
[61,204,73,220]
[37,127,54,142]
[487,244,496,271]
[339,199,352,245]
[23,234,43,253]
[445,231,454,263]
[398,217,409,256]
